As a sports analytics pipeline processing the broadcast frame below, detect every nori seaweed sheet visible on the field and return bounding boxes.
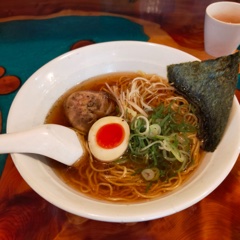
[167,52,239,152]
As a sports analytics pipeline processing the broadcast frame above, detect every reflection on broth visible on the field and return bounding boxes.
[45,72,203,202]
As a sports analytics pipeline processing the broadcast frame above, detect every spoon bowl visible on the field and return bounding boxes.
[0,124,83,165]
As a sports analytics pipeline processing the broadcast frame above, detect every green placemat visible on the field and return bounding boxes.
[0,15,149,175]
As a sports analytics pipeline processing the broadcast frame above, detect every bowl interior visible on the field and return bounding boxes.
[7,41,240,222]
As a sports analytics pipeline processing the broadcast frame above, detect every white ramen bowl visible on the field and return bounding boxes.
[7,41,240,223]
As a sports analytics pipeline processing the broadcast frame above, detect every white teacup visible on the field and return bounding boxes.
[204,1,240,57]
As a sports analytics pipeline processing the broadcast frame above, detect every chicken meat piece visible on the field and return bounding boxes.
[64,90,116,134]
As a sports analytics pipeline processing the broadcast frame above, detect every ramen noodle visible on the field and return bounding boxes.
[45,72,202,202]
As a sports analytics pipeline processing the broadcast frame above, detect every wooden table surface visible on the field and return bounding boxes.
[0,2,240,239]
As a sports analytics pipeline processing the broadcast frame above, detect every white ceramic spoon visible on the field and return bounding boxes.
[0,124,83,165]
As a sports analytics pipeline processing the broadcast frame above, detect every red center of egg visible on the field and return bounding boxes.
[96,123,125,149]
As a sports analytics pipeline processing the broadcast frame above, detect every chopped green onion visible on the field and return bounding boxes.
[141,168,160,181]
[148,124,161,137]
[126,100,197,183]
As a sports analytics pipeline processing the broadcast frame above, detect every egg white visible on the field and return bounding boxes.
[88,116,130,162]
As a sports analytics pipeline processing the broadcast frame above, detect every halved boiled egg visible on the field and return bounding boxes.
[88,116,130,162]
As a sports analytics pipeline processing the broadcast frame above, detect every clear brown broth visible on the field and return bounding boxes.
[45,72,141,198]
[45,72,202,202]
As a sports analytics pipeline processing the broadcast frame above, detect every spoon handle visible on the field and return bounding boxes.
[0,124,83,165]
[0,126,46,154]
